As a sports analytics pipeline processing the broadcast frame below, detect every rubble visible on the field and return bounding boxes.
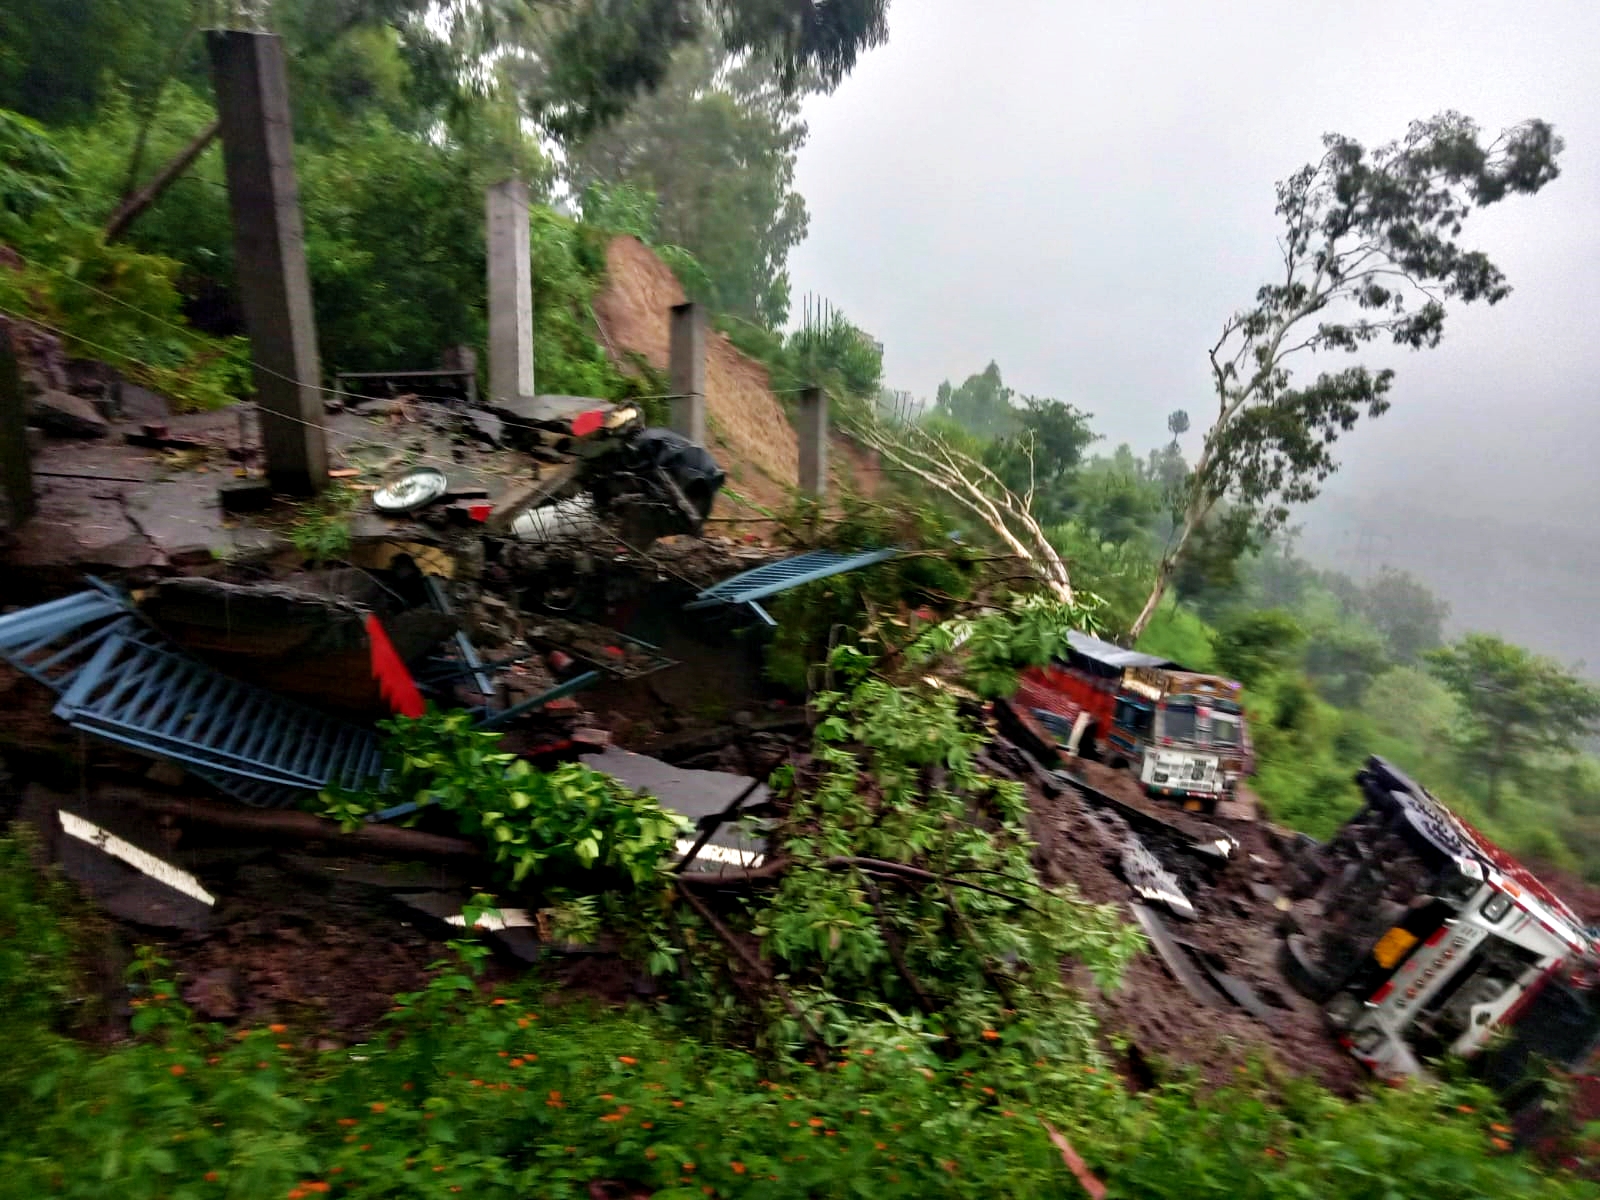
[30,390,110,439]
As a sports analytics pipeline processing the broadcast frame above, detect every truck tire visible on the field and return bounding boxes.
[1279,933,1342,1003]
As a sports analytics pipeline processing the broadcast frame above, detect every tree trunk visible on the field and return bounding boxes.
[104,119,222,243]
[1128,554,1173,642]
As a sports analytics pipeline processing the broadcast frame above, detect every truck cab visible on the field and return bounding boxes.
[1281,757,1600,1092]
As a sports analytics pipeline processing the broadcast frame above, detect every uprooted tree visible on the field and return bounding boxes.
[1127,111,1564,639]
[847,412,1078,605]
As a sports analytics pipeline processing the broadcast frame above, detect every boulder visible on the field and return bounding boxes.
[30,389,110,439]
[117,382,172,424]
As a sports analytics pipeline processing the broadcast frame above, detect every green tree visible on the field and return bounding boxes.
[1211,609,1306,687]
[1426,633,1600,810]
[1359,566,1451,663]
[566,33,809,326]
[983,396,1098,522]
[932,361,1019,439]
[1303,622,1391,706]
[1129,112,1564,638]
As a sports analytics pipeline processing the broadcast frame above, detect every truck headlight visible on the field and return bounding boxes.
[1481,892,1512,923]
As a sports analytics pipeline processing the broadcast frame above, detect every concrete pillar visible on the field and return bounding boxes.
[669,302,706,445]
[0,333,34,524]
[485,179,533,405]
[797,386,828,498]
[207,30,327,496]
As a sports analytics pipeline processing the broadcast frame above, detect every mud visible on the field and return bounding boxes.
[1030,760,1364,1093]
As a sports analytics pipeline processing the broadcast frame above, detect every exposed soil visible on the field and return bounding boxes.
[593,237,889,528]
[1029,759,1364,1093]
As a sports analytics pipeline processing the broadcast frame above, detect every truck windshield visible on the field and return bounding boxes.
[1210,714,1239,746]
[1160,705,1197,742]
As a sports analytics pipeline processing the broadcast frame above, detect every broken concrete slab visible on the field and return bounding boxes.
[30,390,110,439]
[117,383,173,424]
[579,747,770,825]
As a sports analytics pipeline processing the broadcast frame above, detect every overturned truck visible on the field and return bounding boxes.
[1280,757,1600,1130]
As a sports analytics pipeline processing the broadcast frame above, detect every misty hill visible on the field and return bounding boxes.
[1297,490,1599,679]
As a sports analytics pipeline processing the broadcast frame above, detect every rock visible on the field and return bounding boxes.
[30,390,110,439]
[184,967,241,1019]
[463,409,504,448]
[117,383,172,424]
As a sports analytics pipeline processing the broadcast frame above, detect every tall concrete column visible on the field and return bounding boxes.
[486,180,534,405]
[0,333,34,524]
[669,302,706,445]
[208,30,327,495]
[797,386,828,498]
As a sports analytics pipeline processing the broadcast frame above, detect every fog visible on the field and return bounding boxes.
[787,0,1600,667]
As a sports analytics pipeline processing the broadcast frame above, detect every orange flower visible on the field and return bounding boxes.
[671,1100,685,1108]
[861,1048,874,1056]
[683,1162,696,1172]
[517,1018,530,1028]
[470,1080,483,1088]
[789,1122,800,1128]
[424,1113,435,1121]
[641,1121,654,1129]
[498,1051,509,1058]
[257,1062,269,1070]
[277,1043,293,1051]
[306,1185,331,1195]
[492,998,509,1006]
[153,993,169,1002]
[1264,1147,1282,1159]
[808,1118,824,1128]
[981,1030,1000,1041]
[370,1102,386,1114]
[600,1093,615,1101]
[619,1055,638,1065]
[601,1113,624,1123]
[170,1064,187,1077]
[1083,1066,1098,1074]
[1492,1137,1511,1151]
[981,1087,996,1096]
[510,1058,523,1068]
[337,1118,358,1128]
[547,1091,565,1108]
[204,1171,219,1183]
[646,1149,658,1161]
[269,1024,287,1034]
[287,1190,305,1200]
[402,1082,413,1091]
[1490,1123,1512,1134]
[1457,1105,1475,1114]
[433,1166,446,1173]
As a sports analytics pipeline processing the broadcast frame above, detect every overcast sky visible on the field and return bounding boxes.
[788,0,1600,542]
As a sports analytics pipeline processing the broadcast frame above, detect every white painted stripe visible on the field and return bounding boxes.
[445,907,534,931]
[58,810,216,906]
[674,839,765,868]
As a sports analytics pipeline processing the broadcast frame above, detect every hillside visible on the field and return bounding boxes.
[593,236,880,524]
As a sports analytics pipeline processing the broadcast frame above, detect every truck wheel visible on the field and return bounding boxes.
[1278,933,1342,1003]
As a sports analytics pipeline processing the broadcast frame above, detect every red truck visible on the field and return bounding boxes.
[1004,631,1255,809]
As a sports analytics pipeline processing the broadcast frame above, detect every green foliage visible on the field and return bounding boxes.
[909,594,1105,700]
[1302,622,1391,707]
[933,361,1019,439]
[1132,600,1216,672]
[317,710,687,887]
[1426,633,1600,810]
[1138,112,1562,635]
[568,36,809,326]
[983,397,1098,522]
[285,485,359,563]
[763,498,980,693]
[0,0,196,125]
[1210,609,1306,687]
[3,827,1589,1199]
[789,295,883,412]
[1358,566,1451,663]
[755,655,1142,1057]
